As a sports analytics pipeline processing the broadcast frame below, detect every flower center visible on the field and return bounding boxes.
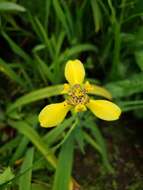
[66,84,89,106]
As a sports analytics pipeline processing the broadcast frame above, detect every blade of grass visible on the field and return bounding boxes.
[2,31,32,64]
[44,0,51,29]
[122,105,143,112]
[0,58,26,88]
[0,136,21,154]
[84,132,102,154]
[52,118,78,151]
[0,167,14,185]
[59,44,97,62]
[55,31,65,57]
[106,72,143,98]
[10,136,29,164]
[108,0,127,80]
[0,2,26,12]
[90,0,102,32]
[19,148,34,190]
[29,16,53,58]
[53,135,74,190]
[7,84,64,112]
[8,120,57,168]
[118,100,143,112]
[43,116,75,146]
[53,0,71,41]
[61,1,74,37]
[34,54,54,83]
[84,118,114,173]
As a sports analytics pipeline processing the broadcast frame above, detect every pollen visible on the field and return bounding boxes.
[66,84,89,107]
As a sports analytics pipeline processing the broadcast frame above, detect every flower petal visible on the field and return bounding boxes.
[85,81,112,100]
[74,104,87,112]
[65,59,85,85]
[39,101,71,127]
[87,99,121,121]
[61,83,70,94]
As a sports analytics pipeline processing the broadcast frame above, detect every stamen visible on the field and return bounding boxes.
[66,84,89,107]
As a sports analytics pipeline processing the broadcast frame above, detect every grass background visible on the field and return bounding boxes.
[0,0,143,189]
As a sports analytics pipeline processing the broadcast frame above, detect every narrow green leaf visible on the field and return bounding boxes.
[84,132,103,155]
[19,148,34,190]
[106,72,143,98]
[59,44,97,62]
[34,18,54,57]
[52,118,78,151]
[43,116,75,146]
[0,2,26,12]
[2,32,32,64]
[8,120,57,168]
[0,58,26,87]
[0,136,21,154]
[53,0,71,40]
[118,100,143,112]
[32,183,50,190]
[74,126,85,153]
[7,85,64,112]
[44,0,51,29]
[53,136,74,190]
[84,118,114,173]
[0,167,14,185]
[55,31,65,57]
[10,136,29,164]
[61,1,74,37]
[135,50,143,71]
[90,0,102,32]
[34,54,54,83]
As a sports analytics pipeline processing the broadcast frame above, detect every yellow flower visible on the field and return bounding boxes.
[39,60,121,127]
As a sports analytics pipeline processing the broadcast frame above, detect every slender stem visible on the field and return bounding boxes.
[52,117,78,151]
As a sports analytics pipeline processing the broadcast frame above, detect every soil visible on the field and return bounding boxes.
[73,116,143,190]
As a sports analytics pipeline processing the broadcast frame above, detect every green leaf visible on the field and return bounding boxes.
[53,136,74,190]
[90,0,102,32]
[84,118,114,173]
[19,148,34,190]
[84,132,103,155]
[74,126,85,153]
[0,136,21,154]
[59,44,97,62]
[118,100,143,112]
[0,167,14,185]
[135,50,143,71]
[8,120,57,169]
[44,0,51,29]
[2,32,31,64]
[0,58,26,87]
[34,54,54,83]
[106,72,143,98]
[53,0,71,41]
[7,85,64,112]
[55,31,65,57]
[31,183,50,190]
[33,17,54,57]
[10,136,29,164]
[0,2,26,12]
[61,1,74,37]
[44,116,75,146]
